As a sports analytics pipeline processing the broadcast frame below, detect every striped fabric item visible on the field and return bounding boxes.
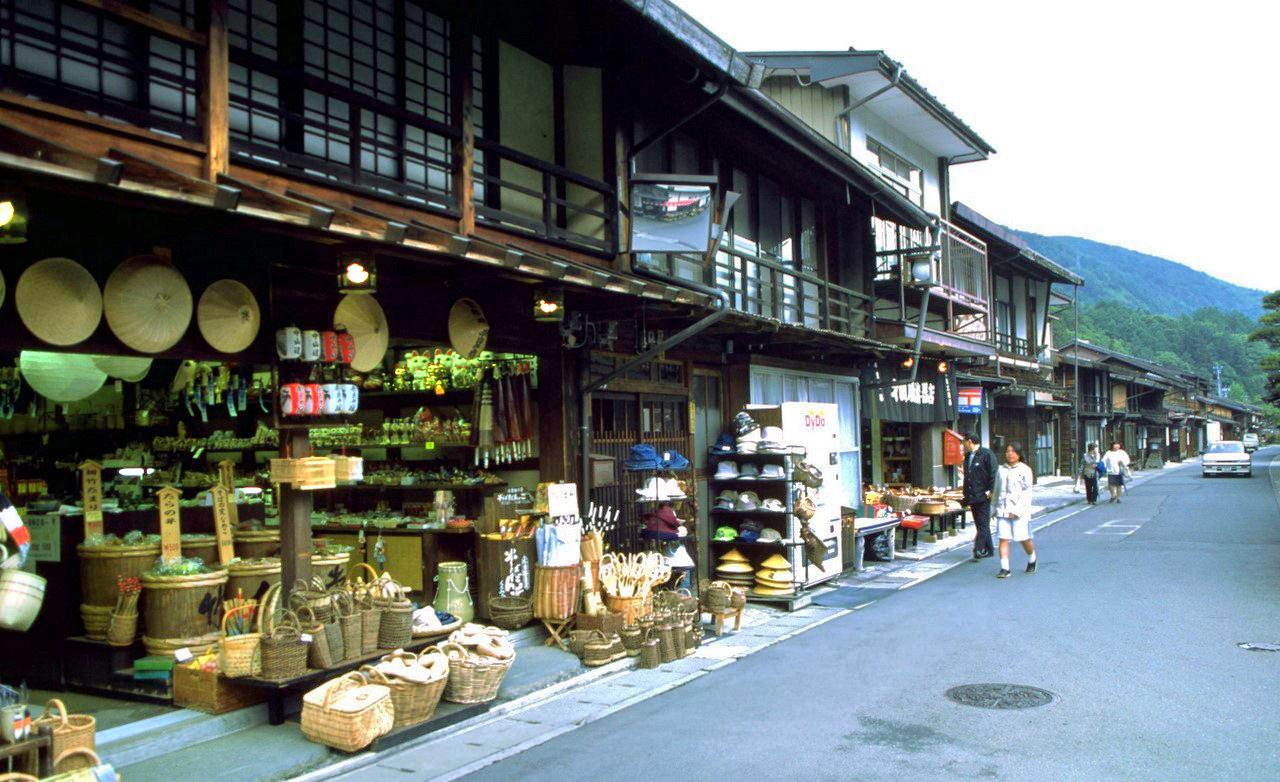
[0,492,29,564]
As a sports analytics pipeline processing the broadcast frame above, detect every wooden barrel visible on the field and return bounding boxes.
[181,535,218,566]
[312,551,351,590]
[225,558,281,602]
[140,569,228,651]
[233,529,280,559]
[77,543,160,607]
[532,564,579,621]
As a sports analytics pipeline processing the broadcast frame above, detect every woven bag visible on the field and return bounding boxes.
[377,581,413,650]
[487,594,532,631]
[355,586,381,655]
[32,699,94,764]
[441,641,514,705]
[704,581,733,612]
[336,592,364,662]
[290,582,334,623]
[620,625,643,656]
[260,610,309,679]
[301,672,393,752]
[298,605,335,670]
[638,629,660,669]
[582,630,612,667]
[218,605,262,678]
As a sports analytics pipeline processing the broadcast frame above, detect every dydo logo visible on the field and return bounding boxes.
[803,410,828,430]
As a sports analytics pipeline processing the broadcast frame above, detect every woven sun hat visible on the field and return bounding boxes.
[760,553,791,570]
[755,568,792,585]
[334,294,389,372]
[91,355,152,382]
[715,561,753,575]
[197,279,261,354]
[16,257,102,346]
[103,255,193,353]
[752,584,796,596]
[20,350,107,403]
[718,548,749,563]
[448,297,489,359]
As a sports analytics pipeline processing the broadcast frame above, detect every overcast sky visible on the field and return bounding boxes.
[673,0,1280,292]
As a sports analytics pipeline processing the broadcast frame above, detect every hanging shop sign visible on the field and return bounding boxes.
[942,430,965,467]
[862,364,956,423]
[157,486,183,562]
[957,386,984,415]
[79,460,103,539]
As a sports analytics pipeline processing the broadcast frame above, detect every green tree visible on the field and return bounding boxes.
[1247,291,1280,404]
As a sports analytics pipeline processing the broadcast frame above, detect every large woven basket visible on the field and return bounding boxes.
[441,641,515,705]
[260,610,309,680]
[298,605,336,670]
[885,494,918,513]
[363,648,448,728]
[638,629,660,669]
[225,558,281,602]
[487,594,532,630]
[532,565,578,621]
[337,593,363,663]
[355,587,382,655]
[32,699,95,767]
[77,542,159,607]
[376,581,413,650]
[218,605,262,678]
[603,593,652,625]
[300,672,393,753]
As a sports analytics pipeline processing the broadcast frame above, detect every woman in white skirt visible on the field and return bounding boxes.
[993,442,1037,579]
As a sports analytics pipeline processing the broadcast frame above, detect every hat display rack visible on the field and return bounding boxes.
[624,443,697,593]
[708,409,813,605]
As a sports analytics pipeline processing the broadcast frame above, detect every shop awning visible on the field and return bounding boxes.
[861,363,956,423]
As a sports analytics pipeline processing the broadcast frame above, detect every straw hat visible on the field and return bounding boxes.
[714,561,753,575]
[760,553,791,570]
[752,584,796,596]
[448,298,489,359]
[20,351,107,403]
[718,548,749,563]
[103,255,193,353]
[0,268,5,309]
[197,279,260,354]
[334,294,388,372]
[754,568,792,583]
[92,355,152,382]
[16,257,102,346]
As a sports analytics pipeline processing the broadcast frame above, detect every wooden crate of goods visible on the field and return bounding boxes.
[174,663,266,714]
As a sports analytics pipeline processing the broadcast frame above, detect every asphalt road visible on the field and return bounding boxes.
[460,449,1280,782]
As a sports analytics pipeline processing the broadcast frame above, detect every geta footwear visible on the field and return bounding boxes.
[997,569,1010,579]
[1025,561,1037,574]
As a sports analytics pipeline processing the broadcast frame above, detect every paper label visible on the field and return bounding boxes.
[300,633,313,643]
[546,482,579,519]
[209,485,236,566]
[79,461,103,539]
[174,647,193,663]
[25,512,60,563]
[157,487,182,562]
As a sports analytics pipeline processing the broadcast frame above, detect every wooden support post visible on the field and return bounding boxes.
[200,0,230,180]
[279,429,313,601]
[450,22,475,235]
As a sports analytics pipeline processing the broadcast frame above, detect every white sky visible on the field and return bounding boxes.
[673,0,1280,291]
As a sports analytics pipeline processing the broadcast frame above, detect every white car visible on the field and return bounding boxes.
[1202,441,1251,478]
[1242,433,1260,452]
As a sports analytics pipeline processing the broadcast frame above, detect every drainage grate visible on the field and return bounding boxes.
[1238,642,1280,652]
[945,684,1057,710]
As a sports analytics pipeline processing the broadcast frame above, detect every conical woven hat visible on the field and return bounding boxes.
[718,548,749,563]
[20,351,107,403]
[760,553,791,570]
[197,279,260,354]
[751,584,795,596]
[715,562,753,574]
[104,255,193,353]
[92,355,152,382]
[16,257,102,346]
[448,298,489,359]
[0,269,6,310]
[334,294,389,372]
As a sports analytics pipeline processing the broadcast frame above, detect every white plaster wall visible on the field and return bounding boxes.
[847,107,941,215]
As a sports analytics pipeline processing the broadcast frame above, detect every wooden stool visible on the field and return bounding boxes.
[541,617,574,650]
[709,608,742,636]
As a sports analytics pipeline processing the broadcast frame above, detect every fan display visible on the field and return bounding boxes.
[334,294,389,373]
[447,298,489,359]
[19,351,108,403]
[197,279,261,354]
[103,255,193,353]
[16,257,102,346]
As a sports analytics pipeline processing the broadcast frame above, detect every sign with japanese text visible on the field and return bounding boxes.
[25,512,60,562]
[958,387,983,415]
[157,486,182,562]
[218,460,236,491]
[546,482,579,520]
[79,460,103,539]
[208,485,236,566]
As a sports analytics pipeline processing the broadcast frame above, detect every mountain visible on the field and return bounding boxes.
[1015,232,1264,320]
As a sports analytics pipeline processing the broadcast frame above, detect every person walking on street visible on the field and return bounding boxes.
[1102,441,1131,503]
[993,442,1037,578]
[962,432,997,560]
[1080,442,1101,505]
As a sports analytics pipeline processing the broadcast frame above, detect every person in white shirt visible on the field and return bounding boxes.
[1101,441,1131,504]
[992,442,1037,579]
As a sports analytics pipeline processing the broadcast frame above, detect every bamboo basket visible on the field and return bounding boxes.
[657,619,677,663]
[290,582,335,623]
[141,569,228,653]
[620,625,643,657]
[233,529,280,559]
[218,605,262,678]
[300,672,393,753]
[603,593,652,625]
[532,565,578,621]
[441,641,514,705]
[298,605,335,670]
[260,609,308,679]
[885,494,918,513]
[581,630,613,667]
[79,604,112,640]
[225,558,281,602]
[487,594,532,631]
[105,611,137,647]
[355,587,381,655]
[638,629,660,669]
[77,542,159,607]
[32,699,95,767]
[336,592,363,663]
[704,581,733,612]
[376,581,413,650]
[51,747,102,775]
[362,652,447,728]
[180,534,219,566]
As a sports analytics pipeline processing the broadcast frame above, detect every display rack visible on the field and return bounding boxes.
[628,465,697,593]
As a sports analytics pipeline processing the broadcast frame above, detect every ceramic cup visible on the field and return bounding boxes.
[301,330,323,362]
[275,327,302,360]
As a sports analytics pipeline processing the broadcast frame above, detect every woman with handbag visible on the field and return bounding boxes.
[1080,442,1101,505]
[1102,441,1132,504]
[993,442,1037,579]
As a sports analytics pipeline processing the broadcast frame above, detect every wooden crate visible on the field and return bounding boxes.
[173,666,265,714]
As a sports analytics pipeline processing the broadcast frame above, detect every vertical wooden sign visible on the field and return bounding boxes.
[157,486,183,562]
[79,460,103,540]
[209,485,236,566]
[218,460,236,491]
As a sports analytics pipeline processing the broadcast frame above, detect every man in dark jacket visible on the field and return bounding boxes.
[962,432,996,559]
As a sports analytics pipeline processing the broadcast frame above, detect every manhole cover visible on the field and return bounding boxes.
[945,684,1057,710]
[1238,642,1280,652]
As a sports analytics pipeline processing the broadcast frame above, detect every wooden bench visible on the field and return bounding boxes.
[851,517,900,571]
[897,515,928,549]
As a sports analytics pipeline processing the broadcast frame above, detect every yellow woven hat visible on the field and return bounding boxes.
[718,548,749,563]
[197,279,261,354]
[103,255,193,353]
[16,257,102,346]
[715,562,753,575]
[754,568,792,585]
[334,294,389,372]
[751,584,796,596]
[760,553,790,570]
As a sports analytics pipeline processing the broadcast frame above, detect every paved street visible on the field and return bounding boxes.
[330,450,1280,782]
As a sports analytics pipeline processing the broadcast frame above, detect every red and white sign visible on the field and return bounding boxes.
[958,386,983,414]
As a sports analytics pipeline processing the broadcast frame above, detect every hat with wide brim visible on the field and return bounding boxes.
[334,294,389,372]
[16,257,102,346]
[20,351,107,403]
[197,279,261,354]
[715,562,754,575]
[448,298,489,359]
[92,355,152,382]
[718,548,749,563]
[751,585,796,597]
[754,570,792,586]
[104,255,193,353]
[760,553,791,570]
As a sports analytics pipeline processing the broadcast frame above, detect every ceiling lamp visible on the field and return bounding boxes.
[938,360,949,374]
[534,288,564,322]
[901,355,915,369]
[338,251,376,294]
[0,189,28,244]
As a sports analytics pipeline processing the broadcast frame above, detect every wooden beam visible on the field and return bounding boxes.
[450,21,475,235]
[219,173,334,228]
[69,0,208,48]
[199,0,230,180]
[286,189,393,240]
[108,148,239,208]
[278,429,313,601]
[0,118,121,184]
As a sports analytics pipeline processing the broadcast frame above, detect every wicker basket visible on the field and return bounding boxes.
[298,605,336,670]
[290,582,335,623]
[657,619,678,663]
[77,542,159,608]
[487,594,533,631]
[141,569,228,651]
[51,747,102,775]
[218,605,262,678]
[336,592,363,663]
[377,583,413,650]
[301,671,393,753]
[355,587,382,655]
[638,629,660,669]
[730,587,747,610]
[32,699,94,766]
[363,649,448,728]
[581,630,613,667]
[603,593,652,625]
[173,665,266,714]
[532,565,578,621]
[105,611,136,647]
[260,610,309,680]
[441,641,515,705]
[704,581,733,612]
[79,604,112,640]
[885,494,918,513]
[620,625,644,656]
[232,529,280,559]
[916,499,947,515]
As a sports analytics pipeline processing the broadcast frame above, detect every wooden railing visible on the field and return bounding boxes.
[1080,394,1110,414]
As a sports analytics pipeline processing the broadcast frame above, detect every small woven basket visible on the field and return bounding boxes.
[105,611,137,647]
[377,586,414,650]
[298,605,335,670]
[218,605,262,678]
[32,699,95,766]
[260,610,309,679]
[638,629,660,669]
[581,630,613,667]
[336,593,363,662]
[442,641,515,705]
[704,581,733,612]
[487,594,533,631]
[657,619,678,663]
[620,625,643,657]
[355,586,382,655]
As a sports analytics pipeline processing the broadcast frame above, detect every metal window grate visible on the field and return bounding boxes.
[0,0,200,139]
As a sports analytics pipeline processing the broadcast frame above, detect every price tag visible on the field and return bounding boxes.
[157,486,183,562]
[209,485,236,566]
[423,441,436,451]
[173,647,193,663]
[300,633,313,644]
[79,460,103,539]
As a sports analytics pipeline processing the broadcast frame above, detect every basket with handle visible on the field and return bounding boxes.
[620,625,644,656]
[300,671,393,753]
[290,580,335,623]
[441,641,514,705]
[638,628,660,669]
[297,604,335,670]
[218,604,262,678]
[259,609,309,679]
[657,618,678,663]
[704,580,733,612]
[0,773,37,782]
[51,747,104,775]
[105,610,137,647]
[581,630,613,667]
[32,699,95,765]
[487,594,532,631]
[376,646,450,726]
[376,579,413,650]
[336,592,363,662]
[354,585,381,655]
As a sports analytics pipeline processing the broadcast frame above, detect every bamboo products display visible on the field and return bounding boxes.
[581,630,622,667]
[337,593,363,663]
[31,699,95,768]
[598,552,669,624]
[365,647,449,728]
[259,610,308,680]
[217,605,261,678]
[532,564,578,621]
[77,538,158,639]
[442,624,516,704]
[140,566,228,656]
[301,672,393,753]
